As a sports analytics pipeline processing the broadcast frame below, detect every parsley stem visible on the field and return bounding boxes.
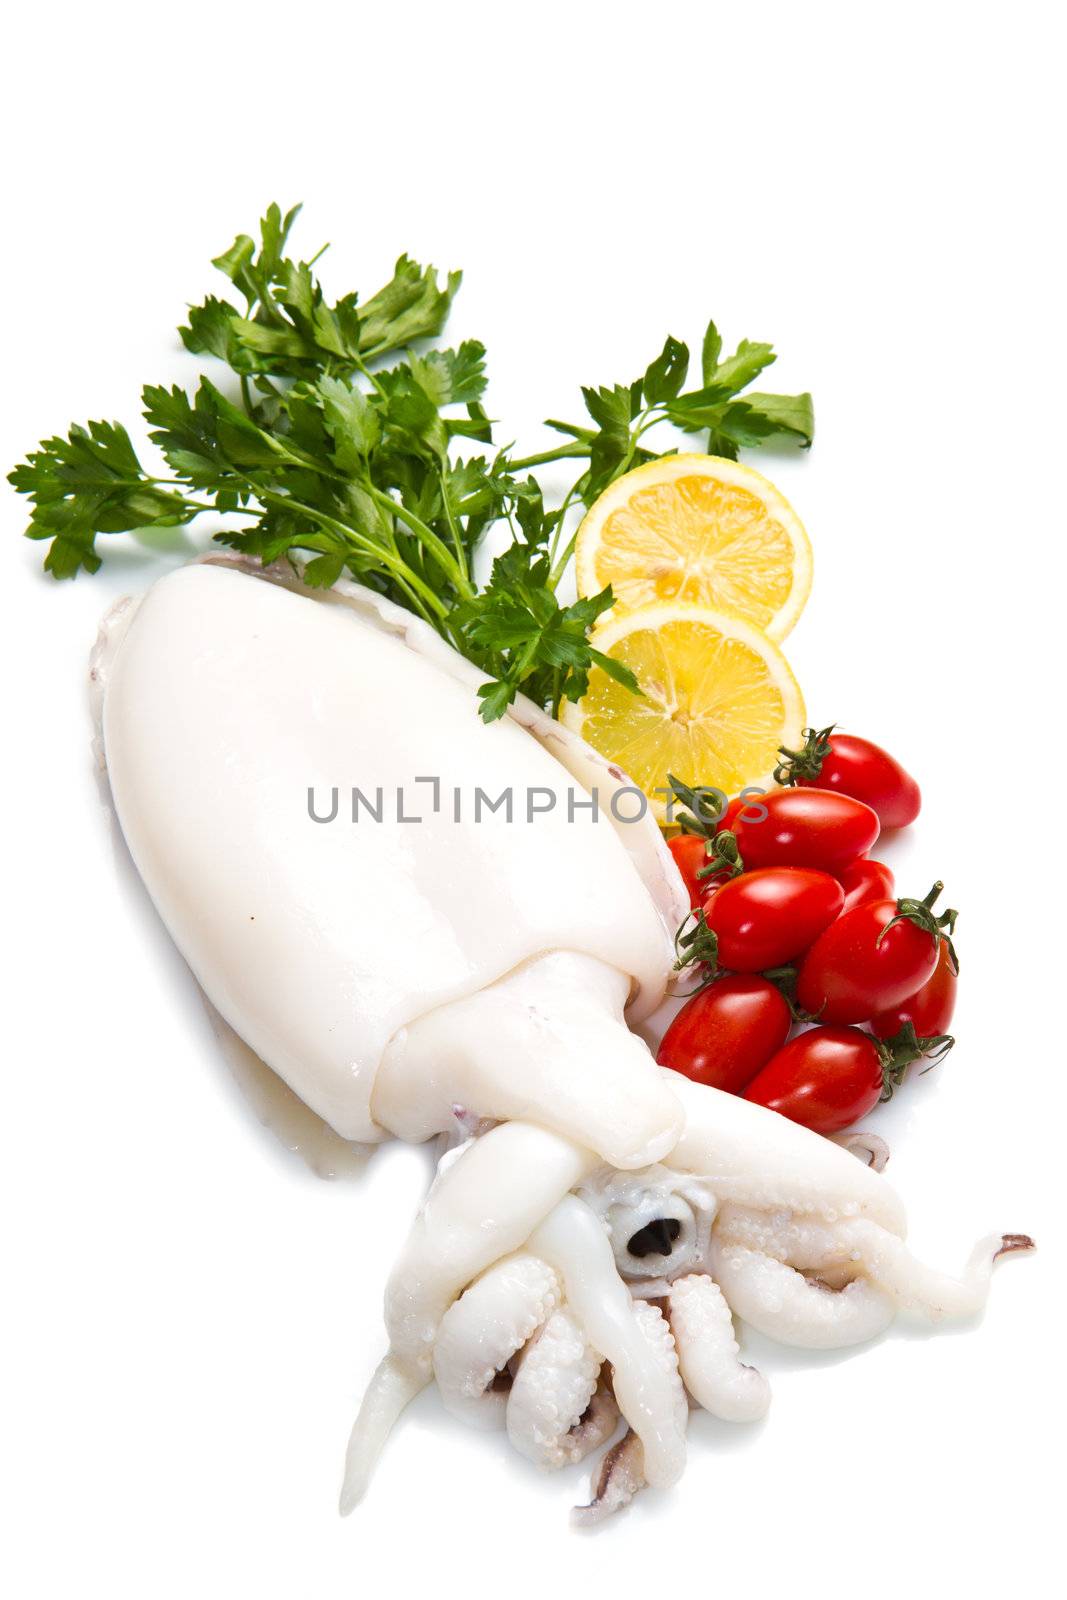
[547,482,582,585]
[437,467,470,587]
[138,479,232,514]
[508,442,589,471]
[549,529,579,588]
[366,486,475,600]
[255,490,452,622]
[614,407,654,481]
[353,355,388,400]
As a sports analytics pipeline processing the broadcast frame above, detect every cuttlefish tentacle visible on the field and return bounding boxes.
[666,1273,771,1421]
[714,1203,1034,1322]
[339,1121,594,1512]
[381,1123,597,1376]
[433,1254,563,1429]
[526,1199,688,1490]
[708,1239,898,1350]
[506,1309,615,1469]
[572,1428,646,1528]
[339,1356,425,1515]
[828,1224,1035,1317]
[571,1299,687,1524]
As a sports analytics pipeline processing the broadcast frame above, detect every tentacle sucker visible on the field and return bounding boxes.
[667,1274,771,1421]
[708,1239,898,1349]
[433,1254,562,1429]
[506,1309,613,1469]
[714,1202,865,1269]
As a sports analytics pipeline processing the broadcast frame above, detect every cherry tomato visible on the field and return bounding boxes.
[667,834,733,910]
[668,834,712,910]
[715,792,769,833]
[669,795,767,887]
[870,936,957,1038]
[796,892,944,1024]
[744,1026,885,1133]
[784,729,921,830]
[716,796,745,833]
[698,872,731,908]
[657,976,792,1093]
[705,867,844,971]
[730,789,880,875]
[838,858,895,915]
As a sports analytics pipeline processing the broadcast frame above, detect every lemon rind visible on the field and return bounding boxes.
[574,452,812,642]
[560,600,806,823]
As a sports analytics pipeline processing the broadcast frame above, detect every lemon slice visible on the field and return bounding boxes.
[563,603,805,822]
[575,453,812,640]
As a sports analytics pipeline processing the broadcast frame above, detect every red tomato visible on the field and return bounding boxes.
[870,936,957,1038]
[730,789,880,875]
[657,976,792,1093]
[796,892,944,1024]
[705,867,844,971]
[715,792,769,833]
[699,871,731,908]
[785,729,921,830]
[716,796,745,833]
[668,834,712,910]
[667,834,732,910]
[838,858,895,915]
[744,1026,885,1133]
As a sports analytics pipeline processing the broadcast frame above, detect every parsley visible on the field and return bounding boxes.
[9,203,814,721]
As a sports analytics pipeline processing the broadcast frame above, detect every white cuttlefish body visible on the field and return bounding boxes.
[97,561,684,1157]
[93,559,1031,1520]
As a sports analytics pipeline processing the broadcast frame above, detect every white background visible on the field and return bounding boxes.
[2,4,1063,1596]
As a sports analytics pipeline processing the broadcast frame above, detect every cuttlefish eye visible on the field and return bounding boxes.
[628,1218,682,1258]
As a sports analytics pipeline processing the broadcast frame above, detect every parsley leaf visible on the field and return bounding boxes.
[9,203,813,723]
[543,320,813,484]
[642,336,690,405]
[10,419,200,577]
[180,204,459,384]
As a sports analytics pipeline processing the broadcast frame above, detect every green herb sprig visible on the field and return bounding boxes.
[9,203,813,721]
